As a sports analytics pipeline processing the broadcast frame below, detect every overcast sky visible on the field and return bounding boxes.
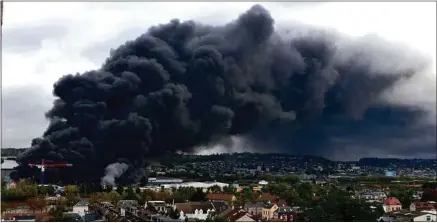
[2,2,436,156]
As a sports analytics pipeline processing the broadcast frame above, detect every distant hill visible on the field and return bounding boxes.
[158,152,435,168]
[1,148,27,157]
[1,148,434,168]
[358,157,436,168]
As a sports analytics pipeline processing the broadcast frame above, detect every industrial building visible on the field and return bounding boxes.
[385,170,397,177]
[160,182,229,192]
[148,177,183,184]
[1,157,18,179]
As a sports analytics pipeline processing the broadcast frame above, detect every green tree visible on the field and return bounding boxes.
[116,186,124,195]
[208,185,222,193]
[222,186,236,193]
[190,188,207,202]
[262,174,275,182]
[64,185,79,206]
[125,187,137,200]
[213,216,228,222]
[389,188,412,208]
[283,174,300,184]
[169,208,181,219]
[1,180,38,202]
[107,191,122,204]
[103,185,113,193]
[303,187,383,222]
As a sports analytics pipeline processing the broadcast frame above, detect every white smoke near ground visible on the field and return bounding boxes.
[101,162,129,187]
[194,136,257,155]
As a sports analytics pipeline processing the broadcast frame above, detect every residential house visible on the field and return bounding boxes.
[252,186,262,192]
[207,193,237,203]
[211,200,231,215]
[259,193,278,202]
[410,201,437,212]
[412,191,423,200]
[174,202,215,221]
[244,202,264,215]
[1,201,50,220]
[413,210,437,222]
[145,201,168,213]
[72,201,89,218]
[117,200,139,216]
[222,209,256,222]
[379,210,437,222]
[273,207,297,222]
[150,215,183,222]
[312,196,321,201]
[273,199,287,207]
[262,203,278,221]
[359,190,387,203]
[382,197,402,213]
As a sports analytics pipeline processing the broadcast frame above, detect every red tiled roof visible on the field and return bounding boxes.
[260,193,278,202]
[175,202,214,214]
[252,214,263,221]
[383,197,401,205]
[413,201,437,210]
[312,196,321,201]
[223,209,253,222]
[273,199,288,207]
[207,193,235,201]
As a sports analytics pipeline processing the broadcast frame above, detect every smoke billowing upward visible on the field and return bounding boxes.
[15,5,435,184]
[101,162,129,187]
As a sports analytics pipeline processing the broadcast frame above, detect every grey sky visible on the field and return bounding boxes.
[1,2,436,159]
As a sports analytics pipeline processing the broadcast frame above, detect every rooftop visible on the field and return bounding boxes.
[207,193,234,201]
[383,197,401,206]
[74,201,89,207]
[222,209,252,222]
[175,202,214,214]
[277,207,294,214]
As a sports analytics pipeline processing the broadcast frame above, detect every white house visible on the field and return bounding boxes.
[412,210,436,222]
[145,201,168,213]
[183,209,213,220]
[174,202,215,221]
[72,201,89,217]
[379,210,437,222]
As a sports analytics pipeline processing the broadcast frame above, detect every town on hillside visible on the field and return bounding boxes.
[1,153,436,222]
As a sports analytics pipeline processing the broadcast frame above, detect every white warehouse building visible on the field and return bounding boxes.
[161,182,229,191]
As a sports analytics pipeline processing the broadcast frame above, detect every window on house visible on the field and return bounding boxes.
[426,215,431,221]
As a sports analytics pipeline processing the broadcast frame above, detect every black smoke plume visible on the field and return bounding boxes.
[15,5,435,184]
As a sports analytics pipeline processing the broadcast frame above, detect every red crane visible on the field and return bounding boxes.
[28,159,73,184]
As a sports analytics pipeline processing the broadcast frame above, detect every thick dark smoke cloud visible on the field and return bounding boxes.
[16,5,434,184]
